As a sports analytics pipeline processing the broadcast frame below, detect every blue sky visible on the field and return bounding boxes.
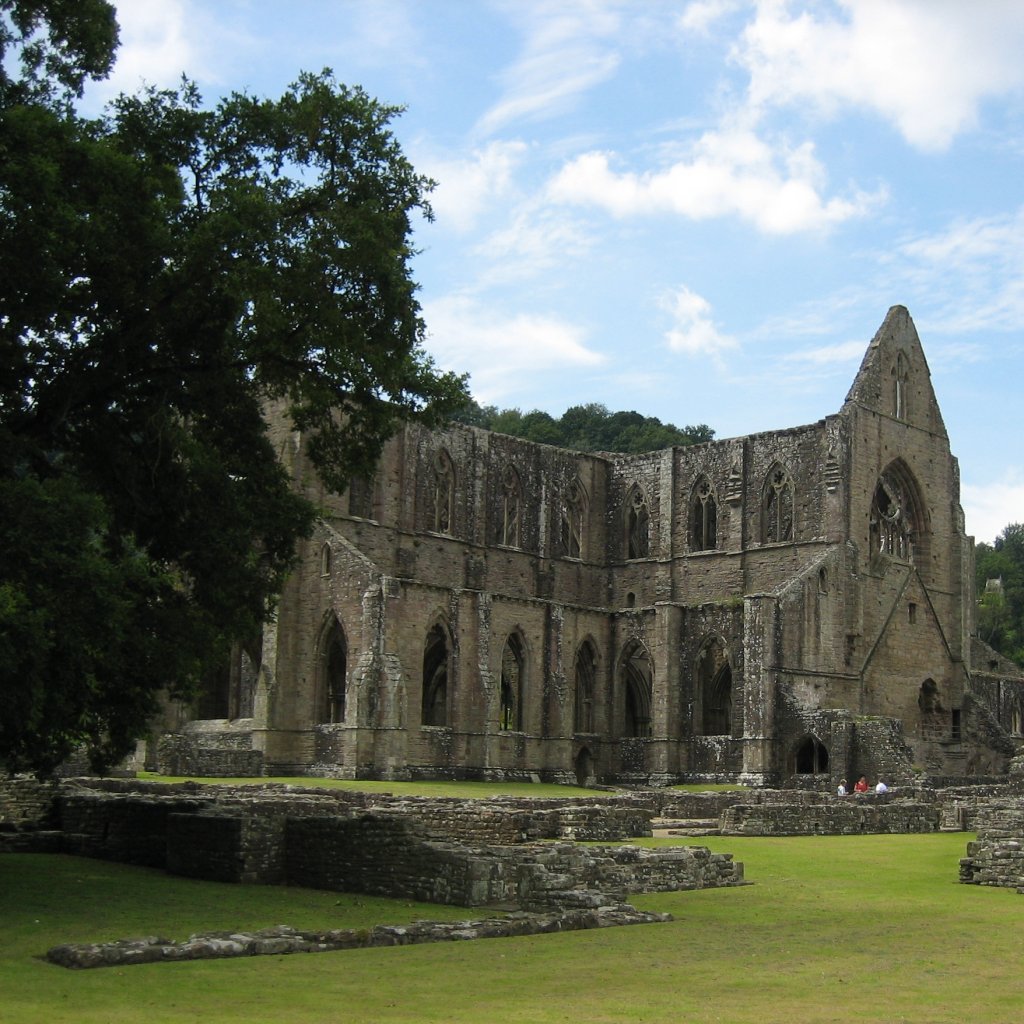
[87,1,1024,544]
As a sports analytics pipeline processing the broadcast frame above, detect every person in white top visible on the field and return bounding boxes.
[875,779,889,794]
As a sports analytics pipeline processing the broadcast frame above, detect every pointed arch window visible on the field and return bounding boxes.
[626,485,650,559]
[320,543,332,577]
[498,465,522,548]
[690,477,717,551]
[893,351,909,420]
[794,735,829,773]
[696,638,731,736]
[499,633,524,731]
[422,623,450,726]
[318,619,347,724]
[432,450,455,535]
[762,464,794,543]
[559,478,586,559]
[348,475,375,519]
[871,471,913,560]
[574,641,597,733]
[622,643,652,738]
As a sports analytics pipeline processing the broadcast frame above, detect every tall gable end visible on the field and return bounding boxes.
[843,305,947,438]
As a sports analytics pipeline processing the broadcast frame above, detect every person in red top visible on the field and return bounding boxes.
[853,776,869,793]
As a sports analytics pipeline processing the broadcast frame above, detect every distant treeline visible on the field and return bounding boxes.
[454,400,715,454]
[976,523,1024,666]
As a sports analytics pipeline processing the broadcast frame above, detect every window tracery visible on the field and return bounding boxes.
[762,464,794,543]
[498,465,522,548]
[559,478,586,558]
[870,472,913,560]
[626,485,650,559]
[690,477,717,551]
[574,642,597,733]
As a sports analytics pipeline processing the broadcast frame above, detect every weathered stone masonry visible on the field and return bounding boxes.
[167,307,1024,787]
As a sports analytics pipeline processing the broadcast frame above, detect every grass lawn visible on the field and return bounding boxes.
[135,772,603,799]
[3,832,1020,1024]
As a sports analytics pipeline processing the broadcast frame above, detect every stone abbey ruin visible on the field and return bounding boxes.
[160,305,1024,789]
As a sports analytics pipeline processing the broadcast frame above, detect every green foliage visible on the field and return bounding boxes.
[0,6,467,772]
[975,523,1024,665]
[456,399,714,453]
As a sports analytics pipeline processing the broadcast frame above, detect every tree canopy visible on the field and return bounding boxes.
[0,1,467,772]
[976,523,1024,666]
[456,400,714,453]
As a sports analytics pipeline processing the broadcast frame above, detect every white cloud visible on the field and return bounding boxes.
[737,0,1024,152]
[476,1,626,136]
[473,207,594,285]
[422,295,605,404]
[91,0,211,100]
[783,339,866,365]
[547,127,884,233]
[962,471,1024,546]
[421,142,529,234]
[661,287,737,357]
[892,207,1024,334]
[679,0,743,35]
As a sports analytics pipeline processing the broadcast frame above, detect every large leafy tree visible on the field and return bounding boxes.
[976,523,1024,666]
[0,1,467,772]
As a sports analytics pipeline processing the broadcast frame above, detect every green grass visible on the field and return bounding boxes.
[136,772,602,798]
[3,833,1021,1023]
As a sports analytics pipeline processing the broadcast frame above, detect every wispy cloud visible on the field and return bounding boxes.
[422,294,605,404]
[473,206,595,285]
[476,1,626,136]
[783,339,867,366]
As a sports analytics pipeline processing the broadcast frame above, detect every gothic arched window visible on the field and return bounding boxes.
[318,618,347,724]
[348,475,374,519]
[559,478,586,559]
[696,637,731,736]
[893,351,909,420]
[574,641,597,733]
[762,464,794,543]
[498,465,522,548]
[499,633,524,731]
[422,623,451,726]
[871,471,913,560]
[432,450,455,535]
[626,485,650,559]
[621,642,652,738]
[691,477,717,551]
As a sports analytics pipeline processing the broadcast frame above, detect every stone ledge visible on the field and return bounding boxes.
[46,901,672,969]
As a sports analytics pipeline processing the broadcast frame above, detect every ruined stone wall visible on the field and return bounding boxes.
[960,801,1024,890]
[720,794,938,835]
[0,776,60,831]
[285,814,744,907]
[229,309,1015,785]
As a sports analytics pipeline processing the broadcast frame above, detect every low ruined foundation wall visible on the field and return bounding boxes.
[285,814,745,907]
[959,801,1024,891]
[0,776,60,831]
[720,796,939,835]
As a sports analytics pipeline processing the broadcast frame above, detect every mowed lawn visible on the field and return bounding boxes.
[2,832,1021,1024]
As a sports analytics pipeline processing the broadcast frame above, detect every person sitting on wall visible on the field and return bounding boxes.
[854,776,869,793]
[837,779,848,796]
[875,778,889,794]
